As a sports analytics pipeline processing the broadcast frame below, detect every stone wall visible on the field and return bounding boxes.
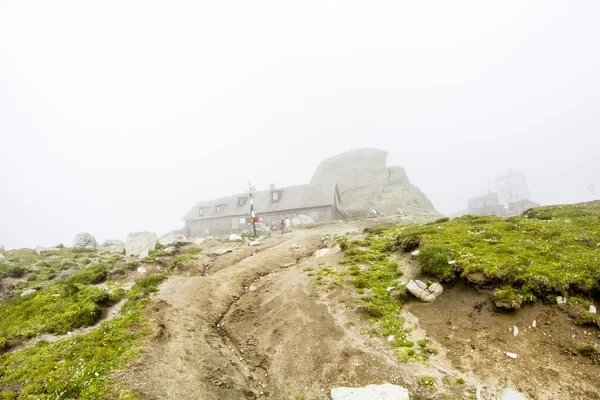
[186,206,336,237]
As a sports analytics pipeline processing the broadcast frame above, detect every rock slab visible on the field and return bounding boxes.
[72,232,97,250]
[406,279,443,302]
[101,239,125,253]
[499,388,526,400]
[331,384,410,400]
[126,232,158,258]
[229,234,243,242]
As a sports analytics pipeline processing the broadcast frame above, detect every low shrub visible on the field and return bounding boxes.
[417,245,454,282]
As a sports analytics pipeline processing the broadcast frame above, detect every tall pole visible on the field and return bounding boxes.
[249,181,257,237]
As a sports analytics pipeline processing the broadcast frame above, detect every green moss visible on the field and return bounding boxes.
[575,343,598,357]
[391,201,600,300]
[128,273,167,299]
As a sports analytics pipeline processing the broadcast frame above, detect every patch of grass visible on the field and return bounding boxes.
[575,343,598,357]
[0,298,150,399]
[65,263,108,285]
[128,273,167,299]
[0,284,111,340]
[391,201,600,300]
[457,378,465,384]
[186,247,203,255]
[420,376,437,388]
[170,254,194,269]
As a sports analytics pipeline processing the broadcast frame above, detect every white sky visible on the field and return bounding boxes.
[1,1,599,249]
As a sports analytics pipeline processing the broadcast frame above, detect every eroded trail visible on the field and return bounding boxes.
[122,233,324,399]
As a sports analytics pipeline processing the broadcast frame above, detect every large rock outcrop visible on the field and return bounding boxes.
[126,232,158,258]
[310,149,438,217]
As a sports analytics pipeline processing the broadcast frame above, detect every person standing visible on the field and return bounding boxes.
[280,220,285,236]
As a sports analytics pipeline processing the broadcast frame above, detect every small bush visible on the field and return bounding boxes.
[457,378,465,384]
[434,217,450,224]
[0,392,17,400]
[66,263,108,285]
[417,245,454,281]
[186,247,203,255]
[420,376,436,388]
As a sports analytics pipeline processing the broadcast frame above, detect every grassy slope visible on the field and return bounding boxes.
[330,201,600,365]
[0,245,178,399]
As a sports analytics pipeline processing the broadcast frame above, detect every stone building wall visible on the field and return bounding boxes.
[186,205,336,237]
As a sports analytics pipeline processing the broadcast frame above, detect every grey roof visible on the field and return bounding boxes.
[183,183,340,221]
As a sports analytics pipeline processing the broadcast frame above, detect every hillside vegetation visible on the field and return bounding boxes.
[0,244,194,399]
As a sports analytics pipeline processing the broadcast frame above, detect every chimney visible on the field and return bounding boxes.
[270,183,276,191]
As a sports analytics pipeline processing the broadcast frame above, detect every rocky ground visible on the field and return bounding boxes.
[1,213,599,399]
[117,219,600,399]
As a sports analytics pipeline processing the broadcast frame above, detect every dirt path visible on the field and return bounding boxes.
[119,222,600,400]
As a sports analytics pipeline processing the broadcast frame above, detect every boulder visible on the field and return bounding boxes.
[72,232,97,250]
[406,279,443,303]
[247,240,261,247]
[229,234,243,242]
[159,234,190,247]
[137,266,147,274]
[331,384,410,400]
[315,248,329,259]
[194,238,207,245]
[291,218,302,227]
[101,239,125,253]
[125,232,158,258]
[310,148,439,217]
[254,222,271,235]
[35,246,59,255]
[21,289,36,297]
[164,246,177,255]
[499,388,526,400]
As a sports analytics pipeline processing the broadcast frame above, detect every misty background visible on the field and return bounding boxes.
[1,1,598,250]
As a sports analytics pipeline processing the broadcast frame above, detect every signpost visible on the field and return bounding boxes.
[248,181,257,237]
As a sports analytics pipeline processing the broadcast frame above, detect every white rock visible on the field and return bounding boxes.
[504,352,518,359]
[159,234,189,246]
[35,246,59,255]
[248,240,261,247]
[164,246,177,255]
[406,279,436,302]
[101,239,125,253]
[386,286,395,292]
[331,383,410,400]
[194,237,207,245]
[532,320,537,328]
[499,388,527,400]
[126,232,158,258]
[248,285,257,292]
[556,296,567,305]
[590,305,597,314]
[387,335,395,342]
[290,244,300,249]
[513,326,519,337]
[410,250,419,256]
[315,248,329,259]
[72,232,97,250]
[413,280,426,290]
[21,289,36,297]
[429,283,443,297]
[137,266,147,274]
[229,234,243,242]
[448,260,456,265]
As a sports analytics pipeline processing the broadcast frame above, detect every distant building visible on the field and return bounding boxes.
[182,183,346,237]
[467,170,538,217]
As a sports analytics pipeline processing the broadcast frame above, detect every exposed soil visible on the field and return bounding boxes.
[407,283,600,400]
[119,222,600,399]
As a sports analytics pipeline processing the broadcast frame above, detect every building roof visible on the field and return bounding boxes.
[183,183,340,221]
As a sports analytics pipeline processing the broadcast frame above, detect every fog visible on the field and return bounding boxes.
[1,1,599,249]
